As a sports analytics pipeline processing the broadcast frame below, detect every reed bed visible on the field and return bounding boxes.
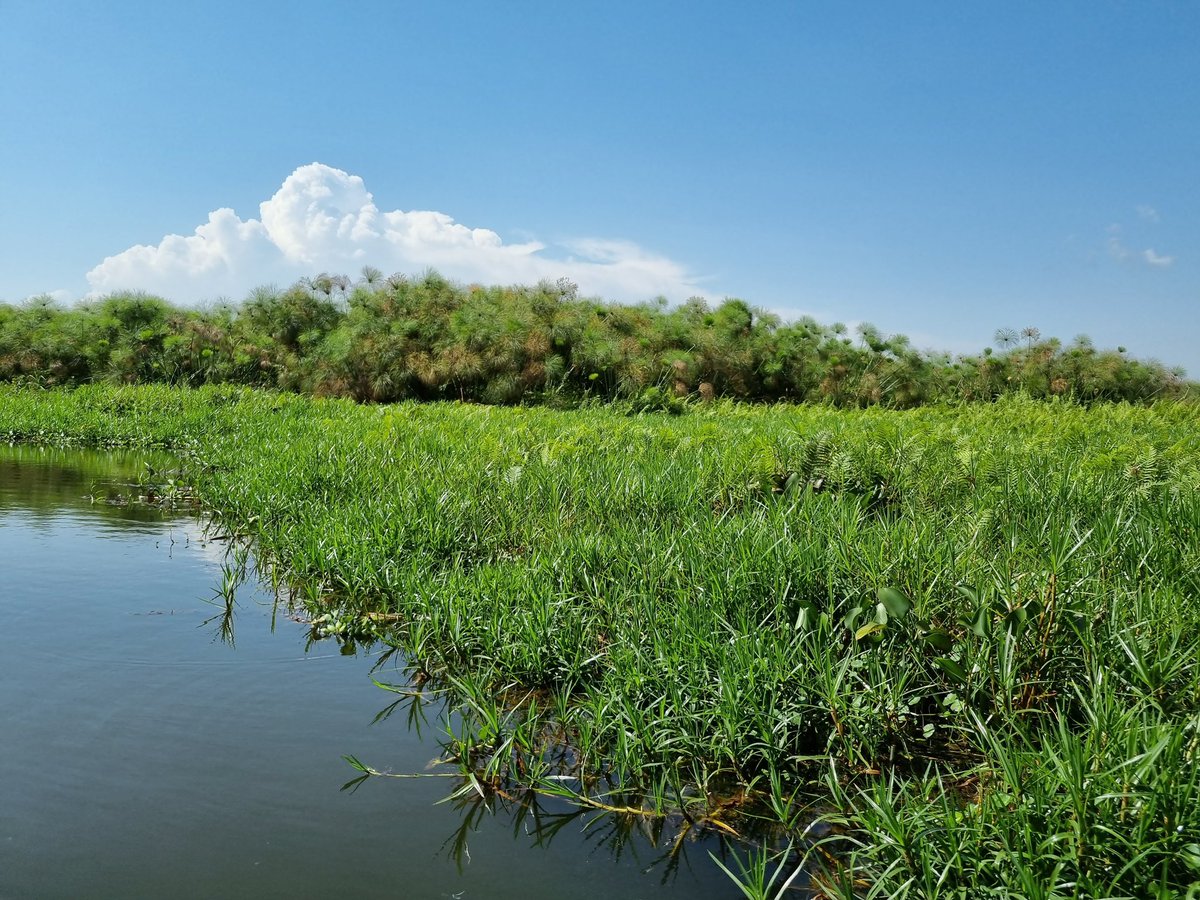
[2,383,1198,897]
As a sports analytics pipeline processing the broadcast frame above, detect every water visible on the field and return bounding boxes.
[0,446,740,899]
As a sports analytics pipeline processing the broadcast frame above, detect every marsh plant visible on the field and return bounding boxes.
[2,384,1198,896]
[1,273,1186,406]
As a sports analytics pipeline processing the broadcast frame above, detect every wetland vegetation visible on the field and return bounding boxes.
[2,272,1187,407]
[0,444,738,898]
[2,382,1198,897]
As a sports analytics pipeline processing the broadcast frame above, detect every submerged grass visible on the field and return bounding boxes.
[2,383,1199,897]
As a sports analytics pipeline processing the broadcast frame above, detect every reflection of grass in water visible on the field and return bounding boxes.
[0,444,180,524]
[201,561,242,647]
[343,656,821,893]
[2,384,1200,897]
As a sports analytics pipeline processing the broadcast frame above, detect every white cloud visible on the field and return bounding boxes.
[1137,205,1160,223]
[1104,224,1175,269]
[1106,232,1130,261]
[86,163,703,302]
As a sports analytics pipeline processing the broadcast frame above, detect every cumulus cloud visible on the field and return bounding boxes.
[1142,248,1174,267]
[86,163,702,302]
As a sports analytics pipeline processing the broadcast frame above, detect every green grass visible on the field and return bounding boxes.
[3,383,1198,897]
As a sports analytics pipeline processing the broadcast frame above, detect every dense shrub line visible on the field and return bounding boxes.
[1,270,1184,406]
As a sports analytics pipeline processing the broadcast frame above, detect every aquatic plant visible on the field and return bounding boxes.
[1,383,1198,895]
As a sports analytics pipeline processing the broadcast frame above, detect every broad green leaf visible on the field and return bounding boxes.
[923,629,954,652]
[1005,607,1029,637]
[878,587,912,620]
[873,603,889,626]
[855,621,885,641]
[969,605,991,638]
[934,657,969,683]
[1180,843,1200,872]
[955,585,979,606]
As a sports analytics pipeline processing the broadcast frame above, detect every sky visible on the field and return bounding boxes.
[1,1,1197,373]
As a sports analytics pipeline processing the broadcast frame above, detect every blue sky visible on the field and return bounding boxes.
[2,1,1197,373]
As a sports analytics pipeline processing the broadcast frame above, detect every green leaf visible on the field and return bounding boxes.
[934,657,969,683]
[855,621,885,641]
[878,587,912,620]
[782,472,801,496]
[1005,607,1029,638]
[923,629,954,652]
[956,585,979,606]
[969,605,991,638]
[339,773,371,793]
[873,603,889,626]
[1180,843,1200,872]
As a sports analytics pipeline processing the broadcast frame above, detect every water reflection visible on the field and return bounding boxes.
[200,560,782,895]
[438,787,740,885]
[0,443,181,527]
[202,575,239,646]
[1,444,803,898]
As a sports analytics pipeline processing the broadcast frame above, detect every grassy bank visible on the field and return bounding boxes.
[3,383,1198,897]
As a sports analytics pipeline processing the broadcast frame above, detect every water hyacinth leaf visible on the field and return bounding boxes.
[855,621,885,641]
[923,629,954,652]
[878,587,912,620]
[934,658,969,683]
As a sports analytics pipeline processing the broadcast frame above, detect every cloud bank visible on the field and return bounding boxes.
[86,163,702,302]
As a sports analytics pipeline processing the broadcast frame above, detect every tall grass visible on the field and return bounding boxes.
[2,383,1198,896]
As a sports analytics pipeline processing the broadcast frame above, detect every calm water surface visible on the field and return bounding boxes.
[0,446,738,899]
